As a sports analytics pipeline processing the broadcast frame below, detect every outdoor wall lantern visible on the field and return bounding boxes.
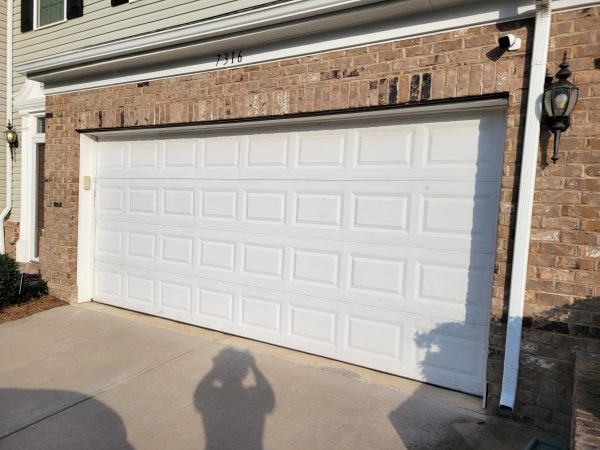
[543,53,579,164]
[4,122,18,157]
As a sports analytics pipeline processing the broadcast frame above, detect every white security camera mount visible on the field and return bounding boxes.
[498,34,521,51]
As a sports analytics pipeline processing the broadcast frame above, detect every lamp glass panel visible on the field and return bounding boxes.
[565,87,579,116]
[543,89,554,117]
[552,90,569,117]
[5,130,17,145]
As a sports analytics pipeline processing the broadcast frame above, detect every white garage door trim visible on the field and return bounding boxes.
[78,99,506,396]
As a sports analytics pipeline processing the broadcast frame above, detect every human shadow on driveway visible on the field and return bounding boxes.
[0,388,133,449]
[195,348,275,450]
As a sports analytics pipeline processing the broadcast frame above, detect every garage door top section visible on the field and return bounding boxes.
[98,112,504,182]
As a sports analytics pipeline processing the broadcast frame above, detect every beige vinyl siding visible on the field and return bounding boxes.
[7,66,26,220]
[13,0,278,65]
[0,0,5,127]
[1,0,20,220]
[8,69,21,222]
[8,113,20,222]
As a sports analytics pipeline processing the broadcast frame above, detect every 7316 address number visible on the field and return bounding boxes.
[216,50,243,67]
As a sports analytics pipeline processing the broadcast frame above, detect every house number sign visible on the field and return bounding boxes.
[215,50,243,67]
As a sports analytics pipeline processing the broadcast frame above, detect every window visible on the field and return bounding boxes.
[38,0,65,27]
[33,143,46,259]
[36,117,46,134]
[21,0,84,32]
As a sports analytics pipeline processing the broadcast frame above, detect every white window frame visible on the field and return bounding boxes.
[34,0,67,30]
[14,80,46,263]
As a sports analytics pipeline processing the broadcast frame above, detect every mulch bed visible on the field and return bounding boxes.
[0,296,68,324]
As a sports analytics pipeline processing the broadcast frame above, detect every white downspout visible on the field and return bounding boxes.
[0,0,13,253]
[499,0,552,412]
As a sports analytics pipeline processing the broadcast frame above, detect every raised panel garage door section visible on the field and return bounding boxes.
[93,110,505,395]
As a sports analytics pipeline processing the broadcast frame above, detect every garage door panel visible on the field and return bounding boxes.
[97,114,503,182]
[354,126,413,167]
[130,141,160,168]
[297,131,346,168]
[416,185,500,251]
[95,221,492,325]
[95,178,499,253]
[94,110,505,395]
[414,259,493,325]
[411,318,486,394]
[421,113,505,169]
[164,139,198,168]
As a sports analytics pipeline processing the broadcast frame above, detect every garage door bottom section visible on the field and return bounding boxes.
[93,110,505,396]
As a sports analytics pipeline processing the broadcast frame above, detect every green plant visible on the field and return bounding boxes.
[0,254,21,307]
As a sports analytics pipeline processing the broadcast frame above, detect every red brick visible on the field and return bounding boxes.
[560,231,599,245]
[583,179,600,191]
[405,44,432,57]
[526,279,555,292]
[540,191,581,204]
[540,217,579,230]
[536,177,563,189]
[537,242,578,257]
[555,282,594,296]
[554,31,594,47]
[535,292,571,308]
[433,39,463,52]
[581,219,600,231]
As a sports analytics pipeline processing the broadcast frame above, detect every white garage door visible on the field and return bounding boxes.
[93,109,504,395]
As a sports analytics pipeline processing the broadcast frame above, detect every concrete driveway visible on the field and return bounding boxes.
[0,304,560,450]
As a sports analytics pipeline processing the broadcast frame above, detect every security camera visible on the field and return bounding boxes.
[498,34,521,51]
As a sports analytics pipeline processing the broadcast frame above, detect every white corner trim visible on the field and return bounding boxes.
[76,133,97,303]
[15,81,46,263]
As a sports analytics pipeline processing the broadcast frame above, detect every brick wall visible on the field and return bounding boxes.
[4,220,18,259]
[41,6,600,437]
